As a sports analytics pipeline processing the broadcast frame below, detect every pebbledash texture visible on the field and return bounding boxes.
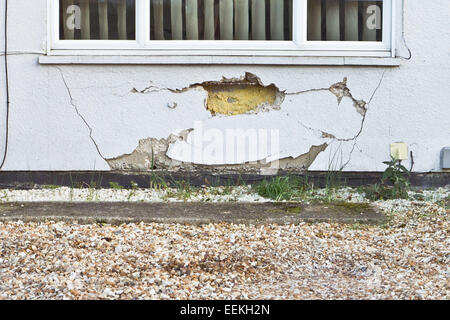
[0,1,449,174]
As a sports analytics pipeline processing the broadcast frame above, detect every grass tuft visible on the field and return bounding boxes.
[254,176,310,201]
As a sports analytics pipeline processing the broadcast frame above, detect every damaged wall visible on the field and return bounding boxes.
[202,73,283,116]
[0,0,449,173]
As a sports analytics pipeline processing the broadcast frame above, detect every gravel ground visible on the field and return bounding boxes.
[0,187,448,300]
[0,186,268,203]
[0,186,448,204]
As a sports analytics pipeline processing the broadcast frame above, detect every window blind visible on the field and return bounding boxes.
[60,0,136,40]
[150,0,293,41]
[307,0,383,42]
[59,0,383,43]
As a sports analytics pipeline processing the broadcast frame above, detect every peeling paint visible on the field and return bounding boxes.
[106,130,192,171]
[133,72,284,116]
[106,74,372,172]
[107,133,327,174]
[277,144,329,170]
[329,78,368,116]
[58,68,383,173]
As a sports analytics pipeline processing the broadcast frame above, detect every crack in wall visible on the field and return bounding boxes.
[340,70,387,169]
[287,77,368,117]
[59,70,387,173]
[111,73,380,172]
[286,76,371,146]
[132,72,284,116]
[133,73,366,124]
[56,67,107,162]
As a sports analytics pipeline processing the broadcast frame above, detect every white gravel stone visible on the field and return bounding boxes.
[0,187,448,300]
[0,186,268,203]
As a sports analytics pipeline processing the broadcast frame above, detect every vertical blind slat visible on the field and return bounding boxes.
[186,0,199,39]
[270,0,284,40]
[80,1,90,39]
[252,0,266,40]
[204,0,216,40]
[321,0,326,40]
[345,0,358,41]
[99,0,109,40]
[117,0,127,40]
[376,2,383,41]
[307,0,321,41]
[80,1,91,39]
[339,0,345,40]
[220,0,234,40]
[358,0,363,40]
[288,0,293,40]
[326,0,340,41]
[235,0,249,40]
[171,0,183,40]
[153,0,164,39]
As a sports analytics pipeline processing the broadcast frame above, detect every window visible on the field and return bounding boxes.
[149,0,293,41]
[50,0,393,55]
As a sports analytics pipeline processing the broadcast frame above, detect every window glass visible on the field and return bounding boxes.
[59,0,136,40]
[149,0,293,41]
[307,0,383,41]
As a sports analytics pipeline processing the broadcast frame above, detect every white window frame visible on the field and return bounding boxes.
[48,0,395,57]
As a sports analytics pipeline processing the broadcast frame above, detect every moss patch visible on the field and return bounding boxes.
[331,202,371,212]
[283,206,303,214]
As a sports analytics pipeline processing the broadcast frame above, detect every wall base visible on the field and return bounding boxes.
[0,171,449,190]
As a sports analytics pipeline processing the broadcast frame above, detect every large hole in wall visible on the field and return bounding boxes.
[201,73,284,116]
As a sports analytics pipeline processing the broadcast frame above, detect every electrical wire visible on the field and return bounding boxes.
[0,0,8,169]
[399,0,412,60]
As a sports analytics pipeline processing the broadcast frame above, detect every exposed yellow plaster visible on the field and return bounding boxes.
[203,83,278,116]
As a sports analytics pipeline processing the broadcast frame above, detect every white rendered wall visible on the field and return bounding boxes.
[0,0,449,172]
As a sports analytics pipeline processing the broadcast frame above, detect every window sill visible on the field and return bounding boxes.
[39,55,401,67]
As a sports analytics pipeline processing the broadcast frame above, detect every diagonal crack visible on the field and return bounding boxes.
[341,69,387,169]
[56,67,107,161]
[53,70,387,171]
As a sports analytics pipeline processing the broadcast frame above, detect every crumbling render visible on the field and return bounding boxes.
[201,74,284,115]
[132,72,284,116]
[60,69,386,173]
[106,132,328,173]
[286,77,368,117]
[107,131,192,171]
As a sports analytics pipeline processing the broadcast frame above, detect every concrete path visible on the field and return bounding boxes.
[0,202,384,225]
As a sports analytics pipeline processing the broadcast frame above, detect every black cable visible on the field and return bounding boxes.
[399,0,412,60]
[0,0,9,169]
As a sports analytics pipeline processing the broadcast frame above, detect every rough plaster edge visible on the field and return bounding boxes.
[55,68,387,172]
